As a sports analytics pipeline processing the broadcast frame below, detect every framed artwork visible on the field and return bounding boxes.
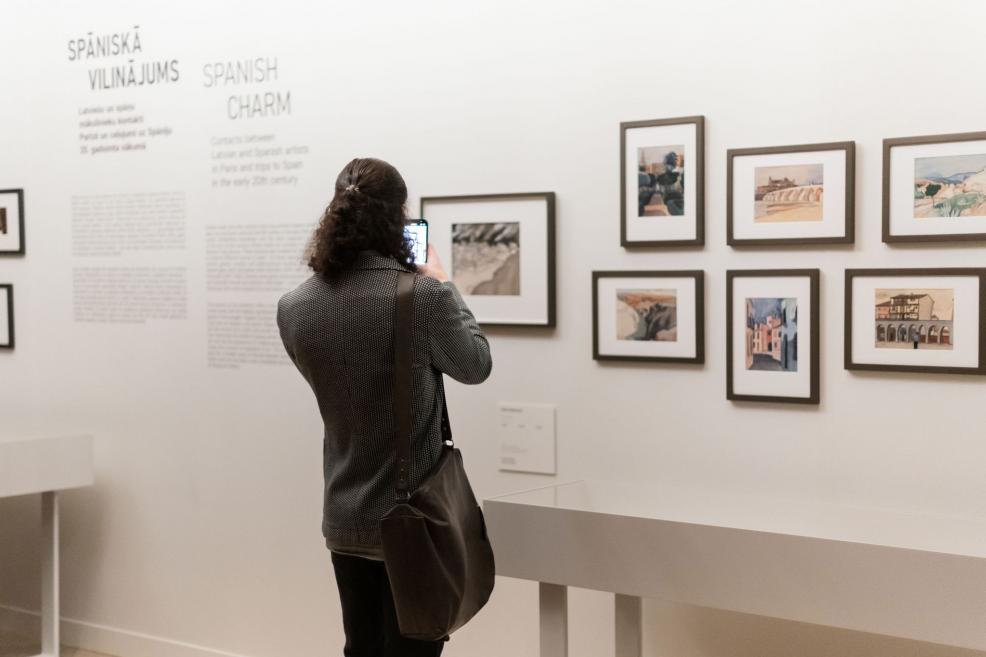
[845,268,986,375]
[420,192,556,327]
[592,270,704,363]
[883,131,986,243]
[0,189,25,255]
[0,284,13,349]
[727,269,820,404]
[727,141,855,246]
[620,116,704,247]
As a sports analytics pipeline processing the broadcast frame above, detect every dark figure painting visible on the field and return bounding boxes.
[637,146,685,217]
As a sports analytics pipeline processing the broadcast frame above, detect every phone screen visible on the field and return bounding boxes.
[405,220,428,263]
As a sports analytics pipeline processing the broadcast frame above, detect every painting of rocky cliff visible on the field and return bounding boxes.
[616,289,677,341]
[914,154,986,219]
[451,222,520,296]
[754,164,824,222]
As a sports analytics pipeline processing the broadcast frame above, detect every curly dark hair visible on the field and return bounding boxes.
[307,157,414,276]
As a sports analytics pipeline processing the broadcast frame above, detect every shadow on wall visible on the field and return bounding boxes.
[645,600,986,657]
[0,495,43,609]
[0,486,112,625]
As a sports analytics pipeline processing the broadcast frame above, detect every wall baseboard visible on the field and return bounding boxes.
[0,605,252,657]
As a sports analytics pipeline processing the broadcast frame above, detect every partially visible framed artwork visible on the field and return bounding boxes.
[727,269,820,404]
[0,189,25,255]
[421,192,556,327]
[845,268,986,375]
[592,270,704,363]
[620,116,704,247]
[0,284,13,349]
[727,141,855,246]
[883,131,986,243]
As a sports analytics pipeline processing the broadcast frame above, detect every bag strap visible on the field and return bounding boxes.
[392,271,456,502]
[437,376,454,447]
[392,271,416,500]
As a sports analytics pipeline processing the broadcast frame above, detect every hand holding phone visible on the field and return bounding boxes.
[417,245,449,283]
[405,219,429,263]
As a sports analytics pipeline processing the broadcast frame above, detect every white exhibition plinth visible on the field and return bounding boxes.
[484,480,986,657]
[0,436,95,657]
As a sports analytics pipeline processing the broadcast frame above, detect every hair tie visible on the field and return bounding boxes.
[345,184,360,193]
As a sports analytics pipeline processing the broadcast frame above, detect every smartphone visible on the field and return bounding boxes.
[405,219,429,263]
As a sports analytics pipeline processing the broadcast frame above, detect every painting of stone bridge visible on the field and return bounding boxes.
[754,163,824,222]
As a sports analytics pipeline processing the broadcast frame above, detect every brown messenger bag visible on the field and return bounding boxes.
[380,271,496,641]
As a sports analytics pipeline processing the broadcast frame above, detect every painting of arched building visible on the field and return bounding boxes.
[874,288,954,350]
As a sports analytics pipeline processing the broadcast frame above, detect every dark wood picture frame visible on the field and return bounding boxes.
[420,191,556,328]
[620,116,705,248]
[0,284,13,349]
[726,269,820,404]
[0,189,25,256]
[844,268,986,375]
[592,270,705,364]
[883,131,986,243]
[727,141,855,246]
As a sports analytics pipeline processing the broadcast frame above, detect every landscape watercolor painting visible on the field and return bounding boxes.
[451,222,520,296]
[874,288,954,350]
[914,153,986,218]
[754,164,824,222]
[616,289,677,341]
[637,145,685,217]
[745,297,798,371]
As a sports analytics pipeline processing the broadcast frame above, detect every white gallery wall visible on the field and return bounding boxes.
[2,1,986,656]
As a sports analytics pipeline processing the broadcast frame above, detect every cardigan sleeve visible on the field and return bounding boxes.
[424,279,492,385]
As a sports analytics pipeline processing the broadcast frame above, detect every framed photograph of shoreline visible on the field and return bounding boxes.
[0,189,25,255]
[845,268,986,375]
[421,192,556,328]
[0,284,13,349]
[727,270,820,404]
[592,270,704,363]
[727,141,854,246]
[883,131,986,243]
[620,116,704,247]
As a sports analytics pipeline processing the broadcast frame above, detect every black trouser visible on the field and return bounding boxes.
[331,551,445,657]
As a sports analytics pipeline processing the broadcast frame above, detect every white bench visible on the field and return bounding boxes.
[484,480,986,656]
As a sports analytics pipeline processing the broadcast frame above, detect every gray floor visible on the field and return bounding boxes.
[0,629,112,657]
